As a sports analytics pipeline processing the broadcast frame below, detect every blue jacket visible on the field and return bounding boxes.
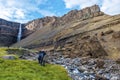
[38,51,46,59]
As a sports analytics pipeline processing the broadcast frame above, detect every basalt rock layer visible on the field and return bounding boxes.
[0,19,17,46]
[0,19,27,46]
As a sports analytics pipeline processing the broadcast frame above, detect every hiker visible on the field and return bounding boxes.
[38,50,46,66]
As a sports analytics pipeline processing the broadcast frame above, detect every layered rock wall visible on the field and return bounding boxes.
[0,19,25,46]
[54,33,108,58]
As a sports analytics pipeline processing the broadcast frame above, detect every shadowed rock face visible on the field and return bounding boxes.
[0,19,26,46]
[54,35,108,58]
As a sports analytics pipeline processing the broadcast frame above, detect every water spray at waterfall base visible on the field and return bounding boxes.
[17,23,22,42]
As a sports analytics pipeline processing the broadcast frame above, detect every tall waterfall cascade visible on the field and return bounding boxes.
[17,23,22,42]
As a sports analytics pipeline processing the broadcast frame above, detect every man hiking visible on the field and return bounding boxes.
[38,50,46,66]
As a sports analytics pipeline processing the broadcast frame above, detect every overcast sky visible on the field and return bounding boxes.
[0,0,120,23]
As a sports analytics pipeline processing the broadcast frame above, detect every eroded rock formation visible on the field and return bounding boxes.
[55,35,108,58]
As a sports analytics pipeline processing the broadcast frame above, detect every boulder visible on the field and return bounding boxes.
[112,31,120,39]
[116,58,120,64]
[2,55,16,60]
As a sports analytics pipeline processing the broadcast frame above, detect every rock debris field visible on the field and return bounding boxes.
[47,53,120,80]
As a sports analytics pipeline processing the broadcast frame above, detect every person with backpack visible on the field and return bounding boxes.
[38,50,46,66]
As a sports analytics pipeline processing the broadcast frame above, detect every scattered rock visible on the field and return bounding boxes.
[2,55,16,60]
[19,53,37,60]
[95,74,109,80]
[46,53,120,80]
[112,31,120,39]
[95,59,105,69]
[116,58,120,64]
[104,30,114,35]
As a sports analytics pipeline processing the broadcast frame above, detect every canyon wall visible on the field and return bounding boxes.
[0,19,26,46]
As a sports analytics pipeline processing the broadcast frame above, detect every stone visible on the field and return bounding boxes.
[2,55,16,60]
[110,75,120,80]
[78,66,88,73]
[95,59,105,69]
[104,30,114,35]
[116,58,120,64]
[95,74,109,80]
[72,68,80,74]
[18,52,37,60]
[112,31,120,39]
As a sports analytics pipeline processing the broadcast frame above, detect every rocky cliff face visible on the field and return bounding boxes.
[24,16,57,36]
[0,19,26,46]
[54,35,108,58]
[24,5,103,33]
[60,4,103,24]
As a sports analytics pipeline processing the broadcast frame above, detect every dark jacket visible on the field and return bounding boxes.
[38,51,46,60]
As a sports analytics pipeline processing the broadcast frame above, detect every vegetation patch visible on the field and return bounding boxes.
[0,47,8,56]
[0,47,71,80]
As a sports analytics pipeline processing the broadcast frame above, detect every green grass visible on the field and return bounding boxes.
[0,47,37,58]
[0,47,71,80]
[0,47,24,59]
[0,59,71,80]
[0,47,8,56]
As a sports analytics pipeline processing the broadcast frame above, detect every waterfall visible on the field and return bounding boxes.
[17,23,22,42]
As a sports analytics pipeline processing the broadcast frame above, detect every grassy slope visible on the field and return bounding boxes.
[0,47,71,80]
